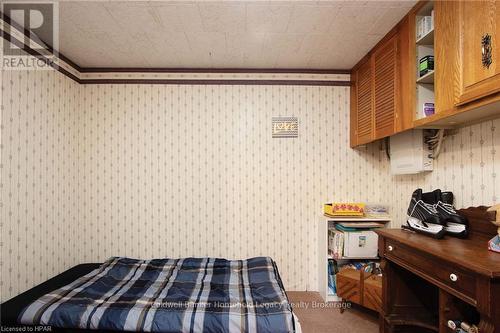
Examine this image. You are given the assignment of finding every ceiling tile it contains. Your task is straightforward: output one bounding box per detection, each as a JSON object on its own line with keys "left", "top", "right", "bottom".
{"left": 184, "top": 31, "right": 227, "bottom": 67}
{"left": 245, "top": 3, "right": 294, "bottom": 33}
{"left": 287, "top": 4, "right": 341, "bottom": 33}
{"left": 369, "top": 6, "right": 411, "bottom": 35}
{"left": 154, "top": 4, "right": 204, "bottom": 32}
{"left": 198, "top": 3, "right": 246, "bottom": 33}
{"left": 329, "top": 6, "right": 387, "bottom": 35}
{"left": 53, "top": 0, "right": 415, "bottom": 69}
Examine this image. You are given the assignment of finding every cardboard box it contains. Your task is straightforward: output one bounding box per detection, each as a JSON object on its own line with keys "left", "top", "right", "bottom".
{"left": 324, "top": 203, "right": 365, "bottom": 217}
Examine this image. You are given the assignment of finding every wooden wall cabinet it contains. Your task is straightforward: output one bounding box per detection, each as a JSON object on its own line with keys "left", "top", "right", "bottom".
{"left": 350, "top": 33, "right": 405, "bottom": 148}
{"left": 412, "top": 0, "right": 500, "bottom": 128}
{"left": 458, "top": 0, "right": 500, "bottom": 106}
{"left": 414, "top": 0, "right": 500, "bottom": 128}
{"left": 351, "top": 0, "right": 500, "bottom": 144}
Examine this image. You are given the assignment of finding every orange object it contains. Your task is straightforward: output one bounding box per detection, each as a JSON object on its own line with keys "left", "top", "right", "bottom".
{"left": 324, "top": 203, "right": 365, "bottom": 217}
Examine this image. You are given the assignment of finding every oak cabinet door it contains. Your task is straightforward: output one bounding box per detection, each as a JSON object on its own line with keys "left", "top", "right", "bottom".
{"left": 434, "top": 0, "right": 461, "bottom": 112}
{"left": 355, "top": 59, "right": 374, "bottom": 145}
{"left": 373, "top": 36, "right": 397, "bottom": 140}
{"left": 459, "top": 0, "right": 500, "bottom": 105}
{"left": 351, "top": 36, "right": 399, "bottom": 146}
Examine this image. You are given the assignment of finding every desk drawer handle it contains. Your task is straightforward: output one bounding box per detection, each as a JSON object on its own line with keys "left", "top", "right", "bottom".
{"left": 388, "top": 245, "right": 394, "bottom": 252}
{"left": 449, "top": 273, "right": 458, "bottom": 282}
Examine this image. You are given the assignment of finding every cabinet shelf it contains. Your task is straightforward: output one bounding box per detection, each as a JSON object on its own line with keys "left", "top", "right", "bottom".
{"left": 417, "top": 70, "right": 434, "bottom": 84}
{"left": 322, "top": 215, "right": 391, "bottom": 222}
{"left": 416, "top": 28, "right": 434, "bottom": 46}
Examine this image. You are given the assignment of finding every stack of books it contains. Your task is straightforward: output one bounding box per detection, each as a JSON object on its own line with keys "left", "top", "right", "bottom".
{"left": 327, "top": 259, "right": 338, "bottom": 295}
{"left": 328, "top": 229, "right": 345, "bottom": 259}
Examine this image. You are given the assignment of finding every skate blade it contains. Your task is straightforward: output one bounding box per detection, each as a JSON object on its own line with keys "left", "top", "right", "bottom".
{"left": 407, "top": 217, "right": 444, "bottom": 233}
{"left": 444, "top": 222, "right": 467, "bottom": 233}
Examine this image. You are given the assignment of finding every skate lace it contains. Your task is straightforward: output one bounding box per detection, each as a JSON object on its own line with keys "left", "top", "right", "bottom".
{"left": 423, "top": 202, "right": 438, "bottom": 214}
{"left": 409, "top": 199, "right": 438, "bottom": 217}
{"left": 437, "top": 201, "right": 455, "bottom": 213}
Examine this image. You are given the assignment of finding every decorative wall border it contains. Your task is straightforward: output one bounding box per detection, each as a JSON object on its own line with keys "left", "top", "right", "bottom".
{"left": 0, "top": 13, "right": 351, "bottom": 86}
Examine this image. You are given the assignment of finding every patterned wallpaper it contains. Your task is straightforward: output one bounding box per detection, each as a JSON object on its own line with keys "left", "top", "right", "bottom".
{"left": 76, "top": 83, "right": 500, "bottom": 292}
{"left": 76, "top": 84, "right": 395, "bottom": 293}
{"left": 0, "top": 67, "right": 81, "bottom": 301}
{"left": 1, "top": 64, "right": 499, "bottom": 301}
{"left": 391, "top": 121, "right": 499, "bottom": 211}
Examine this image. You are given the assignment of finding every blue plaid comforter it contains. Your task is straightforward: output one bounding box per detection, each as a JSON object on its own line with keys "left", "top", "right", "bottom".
{"left": 19, "top": 257, "right": 295, "bottom": 333}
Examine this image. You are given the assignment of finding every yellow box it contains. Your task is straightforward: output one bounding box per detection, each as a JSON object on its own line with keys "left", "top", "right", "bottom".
{"left": 324, "top": 203, "right": 365, "bottom": 217}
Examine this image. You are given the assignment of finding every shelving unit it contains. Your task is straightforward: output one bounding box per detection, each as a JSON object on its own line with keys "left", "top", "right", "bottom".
{"left": 415, "top": 1, "right": 435, "bottom": 121}
{"left": 318, "top": 215, "right": 391, "bottom": 303}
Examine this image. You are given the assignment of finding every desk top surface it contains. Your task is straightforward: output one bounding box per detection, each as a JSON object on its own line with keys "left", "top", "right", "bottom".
{"left": 377, "top": 228, "right": 500, "bottom": 278}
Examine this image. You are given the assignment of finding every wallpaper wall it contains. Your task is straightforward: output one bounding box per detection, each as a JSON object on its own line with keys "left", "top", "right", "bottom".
{"left": 76, "top": 83, "right": 500, "bottom": 292}
{"left": 0, "top": 67, "right": 81, "bottom": 301}
{"left": 1, "top": 66, "right": 499, "bottom": 300}
{"left": 391, "top": 121, "right": 499, "bottom": 213}
{"left": 76, "top": 84, "right": 394, "bottom": 292}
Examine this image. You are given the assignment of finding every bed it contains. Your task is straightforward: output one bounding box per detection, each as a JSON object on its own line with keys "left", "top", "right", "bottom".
{"left": 1, "top": 256, "right": 301, "bottom": 333}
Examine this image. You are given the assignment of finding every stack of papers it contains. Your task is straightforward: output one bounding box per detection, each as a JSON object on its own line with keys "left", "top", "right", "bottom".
{"left": 364, "top": 205, "right": 390, "bottom": 219}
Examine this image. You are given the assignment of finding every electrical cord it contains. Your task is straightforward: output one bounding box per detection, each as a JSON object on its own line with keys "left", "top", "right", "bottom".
{"left": 384, "top": 137, "right": 390, "bottom": 160}
{"left": 424, "top": 129, "right": 445, "bottom": 159}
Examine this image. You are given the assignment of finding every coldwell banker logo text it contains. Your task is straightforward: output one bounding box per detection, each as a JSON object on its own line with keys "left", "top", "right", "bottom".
{"left": 1, "top": 2, "right": 59, "bottom": 70}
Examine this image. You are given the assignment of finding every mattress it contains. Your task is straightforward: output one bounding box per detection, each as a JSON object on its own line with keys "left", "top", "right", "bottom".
{"left": 2, "top": 257, "right": 296, "bottom": 333}
{"left": 1, "top": 263, "right": 104, "bottom": 333}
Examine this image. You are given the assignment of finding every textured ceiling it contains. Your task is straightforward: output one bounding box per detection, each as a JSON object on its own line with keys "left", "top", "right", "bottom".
{"left": 56, "top": 0, "right": 416, "bottom": 69}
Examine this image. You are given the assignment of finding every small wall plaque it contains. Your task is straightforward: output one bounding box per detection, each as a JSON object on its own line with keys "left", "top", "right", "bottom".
{"left": 272, "top": 117, "right": 298, "bottom": 138}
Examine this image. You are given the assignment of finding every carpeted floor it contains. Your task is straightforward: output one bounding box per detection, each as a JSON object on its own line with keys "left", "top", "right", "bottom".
{"left": 287, "top": 291, "right": 379, "bottom": 333}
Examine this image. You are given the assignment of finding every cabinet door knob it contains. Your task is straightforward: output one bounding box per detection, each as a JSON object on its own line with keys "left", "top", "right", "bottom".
{"left": 482, "top": 34, "right": 492, "bottom": 69}
{"left": 449, "top": 273, "right": 458, "bottom": 282}
{"left": 388, "top": 245, "right": 394, "bottom": 252}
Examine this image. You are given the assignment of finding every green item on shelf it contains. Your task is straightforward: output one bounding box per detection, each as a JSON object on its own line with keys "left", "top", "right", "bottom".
{"left": 335, "top": 224, "right": 371, "bottom": 232}
{"left": 419, "top": 55, "right": 434, "bottom": 77}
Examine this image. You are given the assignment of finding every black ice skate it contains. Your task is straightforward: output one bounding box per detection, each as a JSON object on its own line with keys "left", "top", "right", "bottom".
{"left": 406, "top": 189, "right": 446, "bottom": 239}
{"left": 427, "top": 190, "right": 469, "bottom": 238}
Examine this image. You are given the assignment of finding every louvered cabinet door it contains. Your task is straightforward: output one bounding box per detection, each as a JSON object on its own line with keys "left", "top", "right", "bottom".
{"left": 355, "top": 59, "right": 373, "bottom": 145}
{"left": 373, "top": 36, "right": 397, "bottom": 140}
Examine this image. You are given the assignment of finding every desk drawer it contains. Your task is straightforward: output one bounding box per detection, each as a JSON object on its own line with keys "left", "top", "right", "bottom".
{"left": 383, "top": 240, "right": 476, "bottom": 302}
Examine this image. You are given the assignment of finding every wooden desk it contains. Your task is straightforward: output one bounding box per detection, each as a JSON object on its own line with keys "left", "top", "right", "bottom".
{"left": 376, "top": 207, "right": 500, "bottom": 333}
